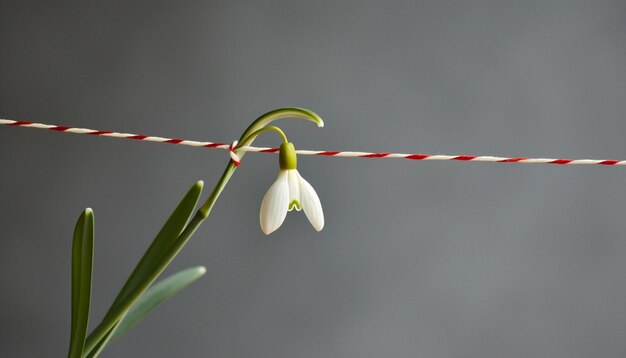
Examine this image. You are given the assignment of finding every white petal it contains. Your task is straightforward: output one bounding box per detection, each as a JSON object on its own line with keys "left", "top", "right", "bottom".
{"left": 297, "top": 172, "right": 324, "bottom": 231}
{"left": 287, "top": 169, "right": 302, "bottom": 211}
{"left": 259, "top": 171, "right": 290, "bottom": 235}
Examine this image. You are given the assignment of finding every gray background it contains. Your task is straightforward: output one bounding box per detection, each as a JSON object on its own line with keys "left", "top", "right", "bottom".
{"left": 2, "top": 0, "right": 626, "bottom": 357}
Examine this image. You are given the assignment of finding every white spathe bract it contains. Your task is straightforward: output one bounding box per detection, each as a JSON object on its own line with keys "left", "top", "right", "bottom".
{"left": 260, "top": 169, "right": 324, "bottom": 235}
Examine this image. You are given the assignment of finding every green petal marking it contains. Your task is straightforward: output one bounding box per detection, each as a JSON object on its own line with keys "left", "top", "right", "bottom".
{"left": 288, "top": 200, "right": 302, "bottom": 211}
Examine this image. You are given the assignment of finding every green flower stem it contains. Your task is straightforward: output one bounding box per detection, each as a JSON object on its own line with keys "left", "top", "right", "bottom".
{"left": 83, "top": 107, "right": 324, "bottom": 357}
{"left": 83, "top": 165, "right": 237, "bottom": 357}
{"left": 239, "top": 125, "right": 288, "bottom": 147}
{"left": 198, "top": 162, "right": 237, "bottom": 218}
{"left": 198, "top": 125, "right": 291, "bottom": 217}
{"left": 238, "top": 108, "right": 324, "bottom": 144}
{"left": 233, "top": 108, "right": 323, "bottom": 164}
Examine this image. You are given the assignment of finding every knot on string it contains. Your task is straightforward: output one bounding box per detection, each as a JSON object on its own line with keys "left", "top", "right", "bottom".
{"left": 229, "top": 140, "right": 241, "bottom": 166}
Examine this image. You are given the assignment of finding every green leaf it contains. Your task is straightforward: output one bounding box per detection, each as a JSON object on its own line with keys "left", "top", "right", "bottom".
{"left": 84, "top": 323, "right": 119, "bottom": 358}
{"left": 107, "top": 181, "right": 204, "bottom": 313}
{"left": 86, "top": 268, "right": 206, "bottom": 357}
{"left": 110, "top": 266, "right": 206, "bottom": 342}
{"left": 83, "top": 181, "right": 203, "bottom": 356}
{"left": 68, "top": 209, "right": 94, "bottom": 358}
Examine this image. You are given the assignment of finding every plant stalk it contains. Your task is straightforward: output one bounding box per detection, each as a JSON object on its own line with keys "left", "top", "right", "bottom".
{"left": 83, "top": 162, "right": 237, "bottom": 356}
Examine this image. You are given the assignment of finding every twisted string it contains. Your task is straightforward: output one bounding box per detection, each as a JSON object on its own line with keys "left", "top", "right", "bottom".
{"left": 229, "top": 141, "right": 241, "bottom": 166}
{"left": 2, "top": 118, "right": 625, "bottom": 166}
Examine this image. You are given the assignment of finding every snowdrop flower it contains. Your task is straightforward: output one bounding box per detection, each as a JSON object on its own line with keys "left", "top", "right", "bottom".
{"left": 260, "top": 142, "right": 324, "bottom": 235}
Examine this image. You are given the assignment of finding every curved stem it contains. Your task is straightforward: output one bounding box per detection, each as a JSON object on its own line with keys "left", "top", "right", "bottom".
{"left": 82, "top": 107, "right": 325, "bottom": 357}
{"left": 197, "top": 108, "right": 324, "bottom": 218}
{"left": 239, "top": 125, "right": 288, "bottom": 147}
{"left": 234, "top": 108, "right": 324, "bottom": 162}
{"left": 238, "top": 108, "right": 324, "bottom": 143}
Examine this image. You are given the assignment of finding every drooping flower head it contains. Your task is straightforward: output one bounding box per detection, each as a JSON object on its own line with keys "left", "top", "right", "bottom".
{"left": 260, "top": 142, "right": 324, "bottom": 235}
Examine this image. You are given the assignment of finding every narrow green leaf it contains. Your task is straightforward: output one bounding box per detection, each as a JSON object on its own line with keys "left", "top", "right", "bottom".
{"left": 86, "top": 267, "right": 205, "bottom": 357}
{"left": 83, "top": 181, "right": 203, "bottom": 356}
{"left": 84, "top": 323, "right": 118, "bottom": 358}
{"left": 110, "top": 266, "right": 206, "bottom": 342}
{"left": 68, "top": 209, "right": 94, "bottom": 358}
{"left": 108, "top": 181, "right": 204, "bottom": 313}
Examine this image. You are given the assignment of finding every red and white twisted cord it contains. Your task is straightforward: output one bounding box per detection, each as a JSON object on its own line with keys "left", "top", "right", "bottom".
{"left": 2, "top": 118, "right": 626, "bottom": 166}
